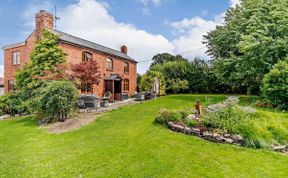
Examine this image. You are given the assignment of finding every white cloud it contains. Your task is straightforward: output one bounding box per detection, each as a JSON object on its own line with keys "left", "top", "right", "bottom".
{"left": 170, "top": 14, "right": 224, "bottom": 59}
{"left": 58, "top": 0, "right": 173, "bottom": 74}
{"left": 201, "top": 9, "right": 208, "bottom": 16}
{"left": 137, "top": 0, "right": 161, "bottom": 15}
{"left": 230, "top": 0, "right": 241, "bottom": 8}
{"left": 0, "top": 65, "right": 3, "bottom": 78}
{"left": 138, "top": 0, "right": 161, "bottom": 7}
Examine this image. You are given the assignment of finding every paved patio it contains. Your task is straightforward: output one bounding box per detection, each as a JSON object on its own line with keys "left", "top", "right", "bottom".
{"left": 79, "top": 98, "right": 140, "bottom": 113}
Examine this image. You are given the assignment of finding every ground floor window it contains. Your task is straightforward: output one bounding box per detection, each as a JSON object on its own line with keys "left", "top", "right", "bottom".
{"left": 8, "top": 80, "right": 15, "bottom": 92}
{"left": 81, "top": 84, "right": 92, "bottom": 93}
{"left": 124, "top": 79, "right": 129, "bottom": 91}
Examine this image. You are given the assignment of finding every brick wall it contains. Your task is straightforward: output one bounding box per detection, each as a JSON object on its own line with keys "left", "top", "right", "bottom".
{"left": 60, "top": 42, "right": 137, "bottom": 97}
{"left": 4, "top": 33, "right": 137, "bottom": 97}
{"left": 4, "top": 31, "right": 36, "bottom": 94}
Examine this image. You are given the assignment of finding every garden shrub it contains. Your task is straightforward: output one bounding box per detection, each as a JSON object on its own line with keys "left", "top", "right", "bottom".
{"left": 155, "top": 109, "right": 180, "bottom": 125}
{"left": 29, "top": 80, "right": 78, "bottom": 123}
{"left": 187, "top": 120, "right": 197, "bottom": 128}
{"left": 202, "top": 96, "right": 273, "bottom": 148}
{"left": 261, "top": 60, "right": 288, "bottom": 110}
{"left": 0, "top": 92, "right": 28, "bottom": 116}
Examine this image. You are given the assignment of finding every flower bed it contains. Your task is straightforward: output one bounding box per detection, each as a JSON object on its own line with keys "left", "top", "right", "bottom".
{"left": 155, "top": 96, "right": 288, "bottom": 153}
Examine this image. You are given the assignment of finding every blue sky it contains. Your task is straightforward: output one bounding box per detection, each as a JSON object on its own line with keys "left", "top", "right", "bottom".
{"left": 0, "top": 0, "right": 238, "bottom": 75}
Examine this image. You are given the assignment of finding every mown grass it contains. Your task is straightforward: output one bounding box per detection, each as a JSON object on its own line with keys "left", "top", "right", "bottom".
{"left": 0, "top": 94, "right": 288, "bottom": 177}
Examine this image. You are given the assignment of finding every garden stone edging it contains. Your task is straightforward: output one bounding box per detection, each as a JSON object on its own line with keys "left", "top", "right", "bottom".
{"left": 167, "top": 121, "right": 288, "bottom": 154}
{"left": 167, "top": 121, "right": 243, "bottom": 145}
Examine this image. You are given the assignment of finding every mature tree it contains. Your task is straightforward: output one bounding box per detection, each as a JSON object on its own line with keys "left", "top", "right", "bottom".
{"left": 150, "top": 53, "right": 188, "bottom": 68}
{"left": 136, "top": 73, "right": 142, "bottom": 92}
{"left": 13, "top": 30, "right": 71, "bottom": 117}
{"left": 139, "top": 71, "right": 166, "bottom": 95}
{"left": 70, "top": 60, "right": 101, "bottom": 92}
{"left": 15, "top": 29, "right": 66, "bottom": 91}
{"left": 262, "top": 60, "right": 288, "bottom": 109}
{"left": 204, "top": 0, "right": 288, "bottom": 94}
{"left": 166, "top": 78, "right": 189, "bottom": 94}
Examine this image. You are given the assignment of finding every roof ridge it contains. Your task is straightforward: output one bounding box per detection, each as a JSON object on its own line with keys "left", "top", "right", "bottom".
{"left": 53, "top": 29, "right": 132, "bottom": 58}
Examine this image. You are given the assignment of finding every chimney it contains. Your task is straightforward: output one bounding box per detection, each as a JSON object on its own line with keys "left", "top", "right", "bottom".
{"left": 121, "top": 45, "right": 128, "bottom": 54}
{"left": 35, "top": 10, "right": 53, "bottom": 39}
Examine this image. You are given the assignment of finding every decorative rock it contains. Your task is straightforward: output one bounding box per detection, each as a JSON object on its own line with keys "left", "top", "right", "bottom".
{"left": 168, "top": 122, "right": 174, "bottom": 127}
{"left": 224, "top": 138, "right": 234, "bottom": 144}
{"left": 224, "top": 134, "right": 231, "bottom": 138}
{"left": 186, "top": 114, "right": 198, "bottom": 121}
{"left": 173, "top": 124, "right": 184, "bottom": 132}
{"left": 190, "top": 128, "right": 201, "bottom": 136}
{"left": 213, "top": 133, "right": 221, "bottom": 138}
{"left": 183, "top": 127, "right": 192, "bottom": 134}
{"left": 0, "top": 115, "right": 11, "bottom": 120}
{"left": 203, "top": 131, "right": 214, "bottom": 139}
{"left": 217, "top": 136, "right": 226, "bottom": 142}
{"left": 273, "top": 145, "right": 287, "bottom": 152}
{"left": 191, "top": 128, "right": 200, "bottom": 133}
{"left": 232, "top": 134, "right": 244, "bottom": 142}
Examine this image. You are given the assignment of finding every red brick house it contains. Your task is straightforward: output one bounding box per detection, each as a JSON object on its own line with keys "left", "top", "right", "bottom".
{"left": 2, "top": 10, "right": 137, "bottom": 100}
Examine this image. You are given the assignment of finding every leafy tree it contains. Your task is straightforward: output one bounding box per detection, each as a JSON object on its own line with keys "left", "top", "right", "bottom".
{"left": 70, "top": 60, "right": 101, "bottom": 92}
{"left": 204, "top": 0, "right": 288, "bottom": 94}
{"left": 16, "top": 29, "right": 66, "bottom": 91}
{"left": 166, "top": 78, "right": 189, "bottom": 94}
{"left": 29, "top": 81, "right": 78, "bottom": 122}
{"left": 136, "top": 73, "right": 142, "bottom": 92}
{"left": 13, "top": 30, "right": 69, "bottom": 116}
{"left": 139, "top": 71, "right": 166, "bottom": 95}
{"left": 150, "top": 53, "right": 188, "bottom": 68}
{"left": 261, "top": 60, "right": 288, "bottom": 109}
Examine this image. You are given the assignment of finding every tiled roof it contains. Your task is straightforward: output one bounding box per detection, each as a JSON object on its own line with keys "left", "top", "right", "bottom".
{"left": 52, "top": 30, "right": 137, "bottom": 63}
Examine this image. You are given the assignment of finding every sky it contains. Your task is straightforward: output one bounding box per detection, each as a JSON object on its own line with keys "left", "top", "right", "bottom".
{"left": 0, "top": 0, "right": 240, "bottom": 76}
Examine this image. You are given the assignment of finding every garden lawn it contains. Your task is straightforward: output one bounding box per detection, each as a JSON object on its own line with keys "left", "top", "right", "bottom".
{"left": 0, "top": 95, "right": 288, "bottom": 177}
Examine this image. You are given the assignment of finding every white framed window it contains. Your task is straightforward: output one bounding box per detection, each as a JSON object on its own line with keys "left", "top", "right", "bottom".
{"left": 8, "top": 80, "right": 15, "bottom": 92}
{"left": 12, "top": 51, "right": 20, "bottom": 65}
{"left": 124, "top": 62, "right": 129, "bottom": 74}
{"left": 82, "top": 52, "right": 92, "bottom": 62}
{"left": 106, "top": 58, "right": 113, "bottom": 70}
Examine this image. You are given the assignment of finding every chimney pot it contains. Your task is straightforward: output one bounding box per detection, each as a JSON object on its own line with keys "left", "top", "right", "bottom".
{"left": 121, "top": 45, "right": 128, "bottom": 54}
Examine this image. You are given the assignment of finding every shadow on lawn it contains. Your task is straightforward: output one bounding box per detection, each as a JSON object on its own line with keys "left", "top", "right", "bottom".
{"left": 13, "top": 116, "right": 38, "bottom": 127}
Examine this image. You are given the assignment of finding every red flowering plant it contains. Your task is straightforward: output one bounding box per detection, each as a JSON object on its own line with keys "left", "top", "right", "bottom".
{"left": 70, "top": 60, "right": 101, "bottom": 92}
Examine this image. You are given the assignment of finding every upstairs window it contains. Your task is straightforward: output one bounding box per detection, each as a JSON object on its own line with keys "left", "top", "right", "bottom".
{"left": 124, "top": 62, "right": 129, "bottom": 74}
{"left": 12, "top": 51, "right": 20, "bottom": 65}
{"left": 82, "top": 52, "right": 92, "bottom": 62}
{"left": 124, "top": 79, "right": 129, "bottom": 91}
{"left": 8, "top": 80, "right": 15, "bottom": 92}
{"left": 106, "top": 58, "right": 113, "bottom": 70}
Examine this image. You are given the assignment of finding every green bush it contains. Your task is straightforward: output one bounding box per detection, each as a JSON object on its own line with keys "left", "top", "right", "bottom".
{"left": 0, "top": 92, "right": 28, "bottom": 116}
{"left": 261, "top": 60, "right": 288, "bottom": 110}
{"left": 202, "top": 105, "right": 257, "bottom": 134}
{"left": 187, "top": 120, "right": 197, "bottom": 128}
{"left": 155, "top": 109, "right": 180, "bottom": 125}
{"left": 29, "top": 80, "right": 78, "bottom": 122}
{"left": 201, "top": 96, "right": 274, "bottom": 148}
